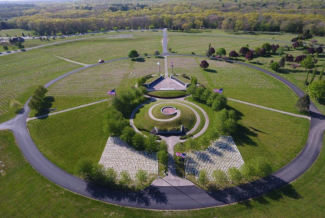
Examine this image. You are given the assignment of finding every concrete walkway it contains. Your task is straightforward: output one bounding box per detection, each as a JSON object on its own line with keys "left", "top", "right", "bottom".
{"left": 228, "top": 98, "right": 311, "bottom": 120}
{"left": 26, "top": 99, "right": 108, "bottom": 122}
{"left": 55, "top": 55, "right": 90, "bottom": 67}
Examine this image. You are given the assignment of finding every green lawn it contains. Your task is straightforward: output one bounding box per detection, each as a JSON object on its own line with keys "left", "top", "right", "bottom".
{"left": 46, "top": 57, "right": 165, "bottom": 111}
{"left": 176, "top": 99, "right": 309, "bottom": 172}
{"left": 38, "top": 35, "right": 162, "bottom": 64}
{"left": 167, "top": 56, "right": 299, "bottom": 113}
{"left": 0, "top": 130, "right": 324, "bottom": 217}
{"left": 169, "top": 31, "right": 325, "bottom": 115}
{"left": 0, "top": 29, "right": 31, "bottom": 37}
{"left": 0, "top": 50, "right": 80, "bottom": 123}
{"left": 27, "top": 102, "right": 109, "bottom": 175}
{"left": 133, "top": 102, "right": 196, "bottom": 134}
{"left": 151, "top": 104, "right": 177, "bottom": 119}
{"left": 147, "top": 90, "right": 187, "bottom": 98}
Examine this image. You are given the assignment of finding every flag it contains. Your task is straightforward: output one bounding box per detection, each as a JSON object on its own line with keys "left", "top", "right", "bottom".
{"left": 213, "top": 88, "right": 223, "bottom": 94}
{"left": 157, "top": 62, "right": 160, "bottom": 66}
{"left": 108, "top": 89, "right": 116, "bottom": 96}
{"left": 176, "top": 152, "right": 186, "bottom": 158}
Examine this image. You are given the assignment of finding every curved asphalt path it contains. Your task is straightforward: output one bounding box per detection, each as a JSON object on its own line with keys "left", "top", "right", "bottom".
{"left": 0, "top": 32, "right": 324, "bottom": 209}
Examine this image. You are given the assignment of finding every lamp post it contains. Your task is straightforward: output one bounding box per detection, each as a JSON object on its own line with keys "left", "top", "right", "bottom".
{"left": 171, "top": 61, "right": 174, "bottom": 74}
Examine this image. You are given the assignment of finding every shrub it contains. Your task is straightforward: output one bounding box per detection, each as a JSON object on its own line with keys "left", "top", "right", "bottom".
{"left": 229, "top": 50, "right": 239, "bottom": 58}
{"left": 309, "top": 80, "right": 325, "bottom": 101}
{"left": 120, "top": 127, "right": 136, "bottom": 145}
{"left": 136, "top": 169, "right": 148, "bottom": 185}
{"left": 132, "top": 133, "right": 146, "bottom": 150}
{"left": 154, "top": 50, "right": 160, "bottom": 56}
{"left": 216, "top": 48, "right": 226, "bottom": 56}
{"left": 198, "top": 170, "right": 209, "bottom": 185}
{"left": 212, "top": 169, "right": 228, "bottom": 184}
{"left": 119, "top": 171, "right": 131, "bottom": 186}
{"left": 270, "top": 61, "right": 280, "bottom": 72}
{"left": 128, "top": 49, "right": 139, "bottom": 59}
{"left": 239, "top": 47, "right": 249, "bottom": 56}
{"left": 200, "top": 60, "right": 209, "bottom": 69}
{"left": 296, "top": 94, "right": 311, "bottom": 113}
{"left": 106, "top": 168, "right": 117, "bottom": 185}
{"left": 104, "top": 107, "right": 129, "bottom": 136}
{"left": 214, "top": 109, "right": 237, "bottom": 135}
{"left": 144, "top": 135, "right": 159, "bottom": 152}
{"left": 76, "top": 159, "right": 94, "bottom": 179}
{"left": 228, "top": 167, "right": 242, "bottom": 183}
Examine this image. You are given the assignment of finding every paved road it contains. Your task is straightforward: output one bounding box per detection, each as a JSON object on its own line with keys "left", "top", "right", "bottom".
{"left": 0, "top": 30, "right": 324, "bottom": 210}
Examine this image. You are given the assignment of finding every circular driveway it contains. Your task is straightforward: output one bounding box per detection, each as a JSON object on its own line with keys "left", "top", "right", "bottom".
{"left": 0, "top": 53, "right": 324, "bottom": 210}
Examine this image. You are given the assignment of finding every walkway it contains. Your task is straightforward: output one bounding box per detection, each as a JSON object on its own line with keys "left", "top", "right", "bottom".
{"left": 26, "top": 99, "right": 108, "bottom": 122}
{"left": 55, "top": 55, "right": 90, "bottom": 67}
{"left": 228, "top": 98, "right": 310, "bottom": 120}
{"left": 0, "top": 28, "right": 324, "bottom": 210}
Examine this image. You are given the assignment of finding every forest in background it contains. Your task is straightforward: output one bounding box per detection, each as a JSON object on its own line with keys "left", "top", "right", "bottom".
{"left": 0, "top": 0, "right": 325, "bottom": 36}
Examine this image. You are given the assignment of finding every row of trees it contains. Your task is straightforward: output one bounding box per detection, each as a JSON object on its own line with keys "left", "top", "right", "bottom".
{"left": 76, "top": 159, "right": 149, "bottom": 188}
{"left": 2, "top": 1, "right": 325, "bottom": 36}
{"left": 198, "top": 157, "right": 272, "bottom": 186}
{"left": 187, "top": 85, "right": 227, "bottom": 111}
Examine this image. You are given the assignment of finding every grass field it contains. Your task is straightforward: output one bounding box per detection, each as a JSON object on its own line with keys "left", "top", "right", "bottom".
{"left": 38, "top": 35, "right": 162, "bottom": 64}
{"left": 0, "top": 29, "right": 31, "bottom": 37}
{"left": 169, "top": 31, "right": 325, "bottom": 114}
{"left": 27, "top": 102, "right": 109, "bottom": 175}
{"left": 0, "top": 50, "right": 80, "bottom": 123}
{"left": 0, "top": 129, "right": 324, "bottom": 217}
{"left": 167, "top": 56, "right": 299, "bottom": 113}
{"left": 133, "top": 102, "right": 197, "bottom": 134}
{"left": 46, "top": 57, "right": 165, "bottom": 111}
{"left": 147, "top": 90, "right": 187, "bottom": 98}
{"left": 151, "top": 104, "right": 177, "bottom": 119}
{"left": 176, "top": 99, "right": 309, "bottom": 172}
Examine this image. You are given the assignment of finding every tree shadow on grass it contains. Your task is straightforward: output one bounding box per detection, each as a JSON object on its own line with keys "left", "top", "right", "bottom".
{"left": 132, "top": 57, "right": 146, "bottom": 62}
{"left": 34, "top": 96, "right": 55, "bottom": 118}
{"left": 205, "top": 69, "right": 217, "bottom": 73}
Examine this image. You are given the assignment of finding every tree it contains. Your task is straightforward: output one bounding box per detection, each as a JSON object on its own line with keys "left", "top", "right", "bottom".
{"left": 239, "top": 47, "right": 249, "bottom": 56}
{"left": 319, "top": 68, "right": 324, "bottom": 80}
{"left": 119, "top": 171, "right": 131, "bottom": 186}
{"left": 286, "top": 54, "right": 294, "bottom": 62}
{"left": 276, "top": 46, "right": 284, "bottom": 55}
{"left": 3, "top": 45, "right": 8, "bottom": 51}
{"left": 212, "top": 169, "right": 228, "bottom": 184}
{"left": 309, "top": 80, "right": 325, "bottom": 101}
{"left": 316, "top": 46, "right": 323, "bottom": 54}
{"left": 209, "top": 47, "right": 215, "bottom": 55}
{"left": 200, "top": 60, "right": 209, "bottom": 69}
{"left": 132, "top": 133, "right": 145, "bottom": 150}
{"left": 211, "top": 95, "right": 227, "bottom": 111}
{"left": 106, "top": 168, "right": 117, "bottom": 185}
{"left": 105, "top": 107, "right": 129, "bottom": 136}
{"left": 296, "top": 94, "right": 311, "bottom": 113}
{"left": 229, "top": 50, "right": 239, "bottom": 58}
{"left": 245, "top": 51, "right": 253, "bottom": 61}
{"left": 120, "top": 127, "right": 136, "bottom": 145}
{"left": 257, "top": 48, "right": 266, "bottom": 56}
{"left": 190, "top": 76, "right": 197, "bottom": 85}
{"left": 144, "top": 135, "right": 158, "bottom": 152}
{"left": 254, "top": 158, "right": 272, "bottom": 177}
{"left": 292, "top": 41, "right": 299, "bottom": 49}
{"left": 216, "top": 48, "right": 226, "bottom": 56}
{"left": 307, "top": 47, "right": 315, "bottom": 54}
{"left": 262, "top": 43, "right": 272, "bottom": 52}
{"left": 215, "top": 109, "right": 238, "bottom": 135}
{"left": 206, "top": 46, "right": 215, "bottom": 57}
{"left": 135, "top": 169, "right": 148, "bottom": 185}
{"left": 28, "top": 85, "right": 48, "bottom": 111}
{"left": 154, "top": 50, "right": 160, "bottom": 56}
{"left": 270, "top": 61, "right": 280, "bottom": 72}
{"left": 76, "top": 159, "right": 94, "bottom": 179}
{"left": 295, "top": 55, "right": 307, "bottom": 63}
{"left": 228, "top": 167, "right": 242, "bottom": 184}
{"left": 241, "top": 162, "right": 256, "bottom": 180}
{"left": 128, "top": 49, "right": 139, "bottom": 59}
{"left": 279, "top": 57, "right": 286, "bottom": 68}
{"left": 92, "top": 164, "right": 106, "bottom": 185}
{"left": 198, "top": 170, "right": 209, "bottom": 185}
{"left": 300, "top": 55, "right": 315, "bottom": 71}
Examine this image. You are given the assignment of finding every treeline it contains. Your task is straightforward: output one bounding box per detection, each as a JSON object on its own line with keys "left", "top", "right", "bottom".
{"left": 1, "top": 1, "right": 325, "bottom": 36}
